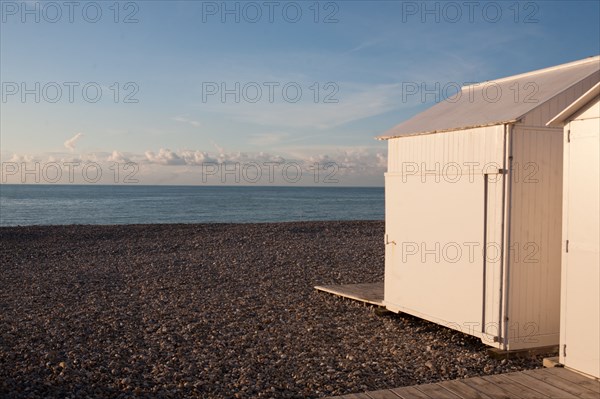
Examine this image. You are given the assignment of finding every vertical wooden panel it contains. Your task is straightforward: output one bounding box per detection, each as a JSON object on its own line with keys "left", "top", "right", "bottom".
{"left": 561, "top": 98, "right": 600, "bottom": 378}
{"left": 507, "top": 126, "right": 563, "bottom": 349}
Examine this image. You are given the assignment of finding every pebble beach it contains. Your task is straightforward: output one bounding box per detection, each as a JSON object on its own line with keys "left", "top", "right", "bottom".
{"left": 0, "top": 221, "right": 544, "bottom": 398}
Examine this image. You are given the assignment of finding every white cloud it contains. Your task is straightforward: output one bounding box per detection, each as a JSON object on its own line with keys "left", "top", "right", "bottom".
{"left": 107, "top": 150, "right": 131, "bottom": 163}
{"left": 179, "top": 150, "right": 217, "bottom": 165}
{"left": 2, "top": 145, "right": 386, "bottom": 186}
{"left": 142, "top": 146, "right": 386, "bottom": 176}
{"left": 300, "top": 148, "right": 387, "bottom": 176}
{"left": 6, "top": 153, "right": 40, "bottom": 163}
{"left": 172, "top": 115, "right": 201, "bottom": 128}
{"left": 144, "top": 148, "right": 186, "bottom": 165}
{"left": 210, "top": 140, "right": 225, "bottom": 155}
{"left": 64, "top": 133, "right": 84, "bottom": 152}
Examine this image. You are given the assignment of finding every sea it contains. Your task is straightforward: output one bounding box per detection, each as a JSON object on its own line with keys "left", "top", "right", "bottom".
{"left": 0, "top": 185, "right": 384, "bottom": 226}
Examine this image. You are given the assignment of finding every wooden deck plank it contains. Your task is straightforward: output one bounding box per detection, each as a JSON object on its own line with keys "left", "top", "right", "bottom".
{"left": 328, "top": 369, "right": 600, "bottom": 399}
{"left": 482, "top": 374, "right": 551, "bottom": 399}
{"left": 522, "top": 369, "right": 599, "bottom": 399}
{"left": 315, "top": 282, "right": 384, "bottom": 306}
{"left": 503, "top": 371, "right": 580, "bottom": 398}
{"left": 460, "top": 376, "right": 516, "bottom": 399}
{"left": 390, "top": 386, "right": 435, "bottom": 399}
{"left": 415, "top": 383, "right": 462, "bottom": 399}
{"left": 441, "top": 379, "right": 495, "bottom": 399}
{"left": 365, "top": 389, "right": 401, "bottom": 399}
{"left": 541, "top": 368, "right": 600, "bottom": 394}
{"left": 338, "top": 393, "right": 372, "bottom": 399}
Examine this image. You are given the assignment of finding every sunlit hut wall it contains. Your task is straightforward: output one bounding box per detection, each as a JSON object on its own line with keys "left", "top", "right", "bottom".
{"left": 547, "top": 82, "right": 600, "bottom": 378}
{"left": 379, "top": 56, "right": 600, "bottom": 351}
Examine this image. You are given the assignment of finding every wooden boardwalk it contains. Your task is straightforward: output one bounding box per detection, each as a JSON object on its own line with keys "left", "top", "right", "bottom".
{"left": 315, "top": 282, "right": 384, "bottom": 306}
{"left": 328, "top": 368, "right": 600, "bottom": 399}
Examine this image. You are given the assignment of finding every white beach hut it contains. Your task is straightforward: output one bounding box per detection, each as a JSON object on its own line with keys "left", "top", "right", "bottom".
{"left": 547, "top": 82, "right": 600, "bottom": 378}
{"left": 379, "top": 56, "right": 600, "bottom": 351}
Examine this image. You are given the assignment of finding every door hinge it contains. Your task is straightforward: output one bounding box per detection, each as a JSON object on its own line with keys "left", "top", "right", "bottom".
{"left": 563, "top": 344, "right": 567, "bottom": 357}
{"left": 566, "top": 240, "right": 569, "bottom": 253}
{"left": 567, "top": 130, "right": 571, "bottom": 143}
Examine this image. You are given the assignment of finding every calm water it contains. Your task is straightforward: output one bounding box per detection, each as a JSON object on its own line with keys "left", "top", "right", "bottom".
{"left": 0, "top": 185, "right": 384, "bottom": 226}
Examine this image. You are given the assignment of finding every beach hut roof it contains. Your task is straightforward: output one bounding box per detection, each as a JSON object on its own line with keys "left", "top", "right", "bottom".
{"left": 547, "top": 82, "right": 600, "bottom": 127}
{"left": 378, "top": 55, "right": 600, "bottom": 140}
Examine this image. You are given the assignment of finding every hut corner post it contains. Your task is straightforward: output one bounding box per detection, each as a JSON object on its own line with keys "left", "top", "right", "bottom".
{"left": 501, "top": 123, "right": 515, "bottom": 352}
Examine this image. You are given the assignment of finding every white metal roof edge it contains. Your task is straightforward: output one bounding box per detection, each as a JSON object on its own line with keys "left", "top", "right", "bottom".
{"left": 376, "top": 120, "right": 518, "bottom": 141}
{"left": 546, "top": 82, "right": 600, "bottom": 127}
{"left": 376, "top": 55, "right": 600, "bottom": 140}
{"left": 460, "top": 55, "right": 600, "bottom": 91}
{"left": 378, "top": 68, "right": 600, "bottom": 140}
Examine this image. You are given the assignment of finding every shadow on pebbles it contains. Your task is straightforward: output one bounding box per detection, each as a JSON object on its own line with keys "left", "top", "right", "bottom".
{"left": 0, "top": 221, "right": 544, "bottom": 398}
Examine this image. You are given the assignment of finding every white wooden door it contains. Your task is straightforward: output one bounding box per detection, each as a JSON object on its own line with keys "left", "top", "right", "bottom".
{"left": 384, "top": 173, "right": 487, "bottom": 335}
{"left": 561, "top": 118, "right": 600, "bottom": 378}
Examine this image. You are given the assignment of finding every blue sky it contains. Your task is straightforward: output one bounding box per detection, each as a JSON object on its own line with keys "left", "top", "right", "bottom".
{"left": 1, "top": 0, "right": 599, "bottom": 185}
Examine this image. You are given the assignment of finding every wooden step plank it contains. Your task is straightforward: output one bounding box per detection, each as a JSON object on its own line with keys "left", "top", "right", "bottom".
{"left": 542, "top": 368, "right": 600, "bottom": 394}
{"left": 482, "top": 374, "right": 550, "bottom": 399}
{"left": 503, "top": 371, "right": 579, "bottom": 398}
{"left": 441, "top": 379, "right": 495, "bottom": 399}
{"left": 522, "top": 369, "right": 598, "bottom": 399}
{"left": 415, "top": 383, "right": 462, "bottom": 399}
{"left": 390, "top": 386, "right": 435, "bottom": 399}
{"left": 461, "top": 376, "right": 517, "bottom": 399}
{"left": 315, "top": 282, "right": 384, "bottom": 306}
